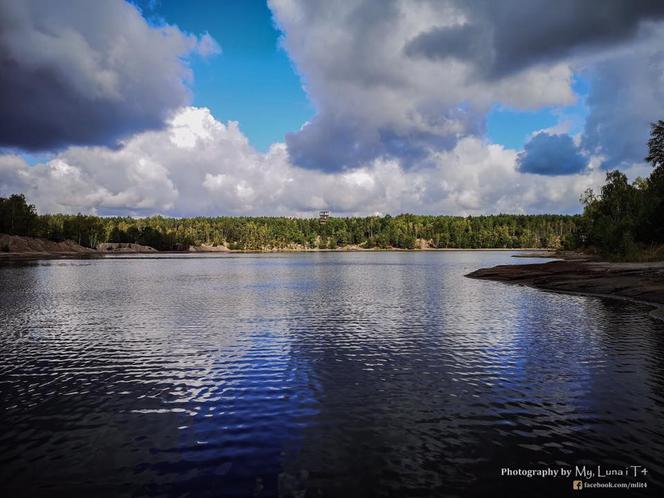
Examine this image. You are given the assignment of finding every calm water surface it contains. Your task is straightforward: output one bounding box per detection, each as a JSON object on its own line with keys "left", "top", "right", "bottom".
{"left": 1, "top": 252, "right": 663, "bottom": 497}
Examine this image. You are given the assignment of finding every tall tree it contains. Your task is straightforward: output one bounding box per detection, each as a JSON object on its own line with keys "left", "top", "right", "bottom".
{"left": 644, "top": 120, "right": 664, "bottom": 242}
{"left": 646, "top": 120, "right": 664, "bottom": 170}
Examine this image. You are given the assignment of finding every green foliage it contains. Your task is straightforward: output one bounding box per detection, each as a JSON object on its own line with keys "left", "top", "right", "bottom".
{"left": 575, "top": 120, "right": 664, "bottom": 258}
{"left": 0, "top": 194, "right": 578, "bottom": 251}
{"left": 0, "top": 194, "right": 38, "bottom": 236}
{"left": 580, "top": 171, "right": 641, "bottom": 257}
{"left": 646, "top": 120, "right": 664, "bottom": 169}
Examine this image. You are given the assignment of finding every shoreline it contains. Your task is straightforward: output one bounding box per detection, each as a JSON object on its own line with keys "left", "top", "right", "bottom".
{"left": 0, "top": 246, "right": 554, "bottom": 261}
{"left": 466, "top": 257, "right": 664, "bottom": 321}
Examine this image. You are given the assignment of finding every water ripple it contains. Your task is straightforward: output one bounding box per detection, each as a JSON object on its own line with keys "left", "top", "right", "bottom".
{"left": 1, "top": 252, "right": 663, "bottom": 496}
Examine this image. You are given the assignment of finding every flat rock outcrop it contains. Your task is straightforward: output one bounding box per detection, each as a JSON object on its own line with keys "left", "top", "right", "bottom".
{"left": 96, "top": 242, "right": 157, "bottom": 253}
{"left": 466, "top": 259, "right": 664, "bottom": 308}
{"left": 188, "top": 244, "right": 230, "bottom": 252}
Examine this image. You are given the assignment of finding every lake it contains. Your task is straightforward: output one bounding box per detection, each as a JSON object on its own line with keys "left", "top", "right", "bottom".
{"left": 1, "top": 252, "right": 663, "bottom": 497}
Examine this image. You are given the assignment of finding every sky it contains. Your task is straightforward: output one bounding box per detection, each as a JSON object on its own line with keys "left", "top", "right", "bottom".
{"left": 135, "top": 0, "right": 313, "bottom": 152}
{"left": 1, "top": 0, "right": 663, "bottom": 217}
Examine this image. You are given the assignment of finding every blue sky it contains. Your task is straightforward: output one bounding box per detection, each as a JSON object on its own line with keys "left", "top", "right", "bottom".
{"left": 136, "top": 0, "right": 312, "bottom": 151}
{"left": 486, "top": 77, "right": 589, "bottom": 149}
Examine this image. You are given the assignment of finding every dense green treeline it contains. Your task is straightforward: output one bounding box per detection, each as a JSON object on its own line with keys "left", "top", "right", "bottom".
{"left": 0, "top": 194, "right": 577, "bottom": 251}
{"left": 575, "top": 120, "right": 664, "bottom": 259}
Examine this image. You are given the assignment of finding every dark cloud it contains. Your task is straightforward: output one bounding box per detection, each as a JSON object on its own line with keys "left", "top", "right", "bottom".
{"left": 581, "top": 33, "right": 664, "bottom": 170}
{"left": 406, "top": 0, "right": 664, "bottom": 78}
{"left": 272, "top": 0, "right": 664, "bottom": 171}
{"left": 0, "top": 0, "right": 217, "bottom": 151}
{"left": 286, "top": 106, "right": 482, "bottom": 171}
{"left": 517, "top": 132, "right": 587, "bottom": 175}
{"left": 271, "top": 0, "right": 499, "bottom": 172}
{"left": 404, "top": 23, "right": 493, "bottom": 68}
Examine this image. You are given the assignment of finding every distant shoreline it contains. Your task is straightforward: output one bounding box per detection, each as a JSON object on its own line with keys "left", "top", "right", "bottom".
{"left": 466, "top": 255, "right": 664, "bottom": 321}
{"left": 1, "top": 232, "right": 558, "bottom": 260}
{"left": 0, "top": 246, "right": 553, "bottom": 261}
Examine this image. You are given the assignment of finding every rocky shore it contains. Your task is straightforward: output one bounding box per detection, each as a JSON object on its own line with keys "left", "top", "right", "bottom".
{"left": 466, "top": 256, "right": 664, "bottom": 319}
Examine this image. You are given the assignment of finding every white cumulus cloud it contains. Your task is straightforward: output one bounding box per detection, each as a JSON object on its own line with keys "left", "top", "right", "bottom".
{"left": 0, "top": 106, "right": 631, "bottom": 217}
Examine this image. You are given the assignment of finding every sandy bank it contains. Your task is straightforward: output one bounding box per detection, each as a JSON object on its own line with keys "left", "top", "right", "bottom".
{"left": 466, "top": 257, "right": 664, "bottom": 320}
{"left": 0, "top": 233, "right": 95, "bottom": 258}
{"left": 183, "top": 246, "right": 550, "bottom": 253}
{"left": 97, "top": 242, "right": 157, "bottom": 253}
{"left": 188, "top": 244, "right": 230, "bottom": 252}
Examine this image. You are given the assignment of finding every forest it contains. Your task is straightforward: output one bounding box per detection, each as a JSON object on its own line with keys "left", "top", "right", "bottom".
{"left": 0, "top": 194, "right": 577, "bottom": 252}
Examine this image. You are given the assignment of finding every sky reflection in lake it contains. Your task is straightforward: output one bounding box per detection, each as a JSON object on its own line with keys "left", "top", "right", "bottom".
{"left": 1, "top": 252, "right": 663, "bottom": 497}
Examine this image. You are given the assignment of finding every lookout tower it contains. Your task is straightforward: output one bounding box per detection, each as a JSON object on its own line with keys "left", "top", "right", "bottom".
{"left": 319, "top": 210, "right": 330, "bottom": 224}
